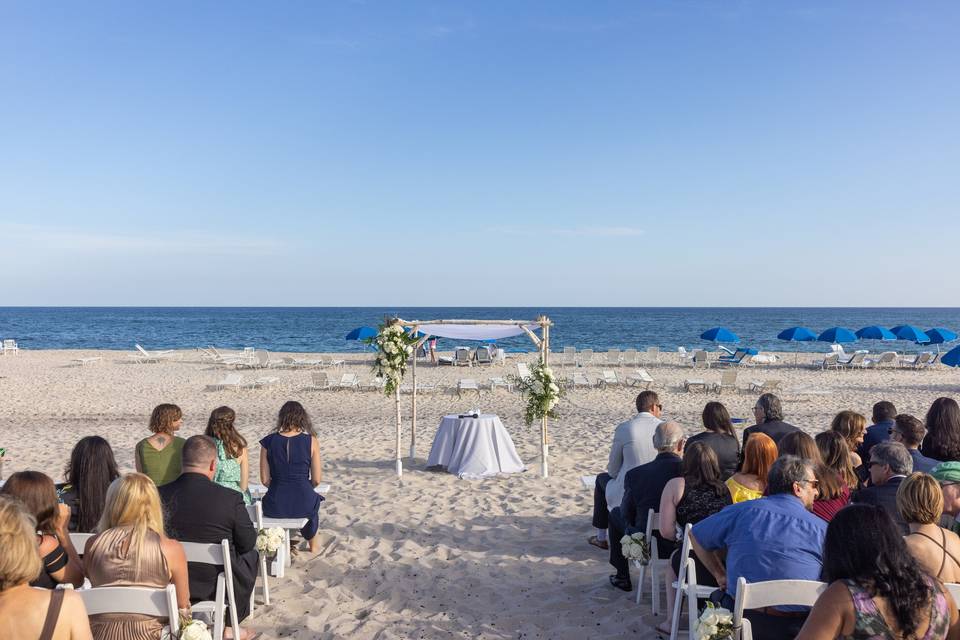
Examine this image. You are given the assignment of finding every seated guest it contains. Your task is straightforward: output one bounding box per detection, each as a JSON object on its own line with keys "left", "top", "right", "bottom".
{"left": 892, "top": 414, "right": 939, "bottom": 473}
{"left": 85, "top": 473, "right": 191, "bottom": 639}
{"left": 831, "top": 410, "right": 868, "bottom": 469}
{"left": 796, "top": 504, "right": 959, "bottom": 640}
{"left": 606, "top": 421, "right": 684, "bottom": 592}
{"left": 741, "top": 393, "right": 799, "bottom": 451}
{"left": 691, "top": 455, "right": 826, "bottom": 640}
{"left": 852, "top": 441, "right": 912, "bottom": 534}
{"left": 135, "top": 403, "right": 186, "bottom": 487}
{"left": 57, "top": 435, "right": 120, "bottom": 533}
{"left": 783, "top": 431, "right": 850, "bottom": 522}
{"left": 726, "top": 432, "right": 776, "bottom": 503}
{"left": 899, "top": 472, "right": 960, "bottom": 583}
{"left": 205, "top": 406, "right": 252, "bottom": 504}
{"left": 656, "top": 442, "right": 732, "bottom": 635}
{"left": 857, "top": 400, "right": 897, "bottom": 461}
{"left": 686, "top": 401, "right": 739, "bottom": 480}
{"left": 260, "top": 401, "right": 325, "bottom": 553}
{"left": 589, "top": 391, "right": 662, "bottom": 550}
{"left": 815, "top": 431, "right": 860, "bottom": 492}
{"left": 922, "top": 397, "right": 960, "bottom": 462}
{"left": 0, "top": 471, "right": 84, "bottom": 588}
{"left": 934, "top": 462, "right": 960, "bottom": 535}
{"left": 0, "top": 496, "right": 93, "bottom": 639}
{"left": 159, "top": 436, "right": 259, "bottom": 637}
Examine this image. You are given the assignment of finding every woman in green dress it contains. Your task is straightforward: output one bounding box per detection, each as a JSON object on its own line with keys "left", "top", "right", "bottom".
{"left": 205, "top": 405, "right": 251, "bottom": 504}
{"left": 135, "top": 404, "right": 185, "bottom": 486}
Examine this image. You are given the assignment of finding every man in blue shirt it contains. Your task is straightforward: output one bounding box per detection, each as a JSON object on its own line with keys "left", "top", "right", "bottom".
{"left": 858, "top": 400, "right": 897, "bottom": 461}
{"left": 690, "top": 455, "right": 826, "bottom": 640}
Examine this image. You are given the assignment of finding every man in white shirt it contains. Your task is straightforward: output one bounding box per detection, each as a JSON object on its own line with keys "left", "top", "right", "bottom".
{"left": 589, "top": 390, "right": 663, "bottom": 549}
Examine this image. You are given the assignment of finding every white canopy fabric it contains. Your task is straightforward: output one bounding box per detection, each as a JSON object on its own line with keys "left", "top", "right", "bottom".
{"left": 415, "top": 323, "right": 538, "bottom": 341}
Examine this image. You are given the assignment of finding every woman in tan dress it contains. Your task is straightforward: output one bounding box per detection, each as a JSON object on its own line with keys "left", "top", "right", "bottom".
{"left": 83, "top": 473, "right": 190, "bottom": 640}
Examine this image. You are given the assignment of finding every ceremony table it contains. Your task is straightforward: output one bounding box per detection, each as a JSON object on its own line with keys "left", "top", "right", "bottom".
{"left": 427, "top": 413, "right": 526, "bottom": 479}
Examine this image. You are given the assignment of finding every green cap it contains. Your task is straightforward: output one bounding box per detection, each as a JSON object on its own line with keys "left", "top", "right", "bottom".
{"left": 931, "top": 461, "right": 960, "bottom": 483}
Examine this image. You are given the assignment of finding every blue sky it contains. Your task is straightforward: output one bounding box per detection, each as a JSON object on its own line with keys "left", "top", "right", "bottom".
{"left": 1, "top": 1, "right": 958, "bottom": 306}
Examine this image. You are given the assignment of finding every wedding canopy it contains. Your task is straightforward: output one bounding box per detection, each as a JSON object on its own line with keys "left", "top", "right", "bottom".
{"left": 395, "top": 316, "right": 554, "bottom": 478}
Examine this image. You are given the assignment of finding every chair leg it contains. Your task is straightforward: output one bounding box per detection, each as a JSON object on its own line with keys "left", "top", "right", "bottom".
{"left": 669, "top": 579, "right": 685, "bottom": 640}
{"left": 688, "top": 588, "right": 699, "bottom": 640}
{"left": 635, "top": 563, "right": 647, "bottom": 605}
{"left": 214, "top": 576, "right": 226, "bottom": 640}
{"left": 260, "top": 553, "right": 271, "bottom": 605}
{"left": 651, "top": 564, "right": 660, "bottom": 616}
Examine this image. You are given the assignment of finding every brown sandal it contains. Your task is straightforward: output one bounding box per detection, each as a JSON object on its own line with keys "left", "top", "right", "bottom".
{"left": 588, "top": 535, "right": 609, "bottom": 550}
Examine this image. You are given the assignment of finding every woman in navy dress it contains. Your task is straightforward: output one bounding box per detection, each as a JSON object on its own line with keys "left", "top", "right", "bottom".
{"left": 259, "top": 401, "right": 324, "bottom": 553}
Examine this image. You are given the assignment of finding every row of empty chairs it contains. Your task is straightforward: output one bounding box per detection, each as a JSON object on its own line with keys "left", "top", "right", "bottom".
{"left": 813, "top": 350, "right": 942, "bottom": 370}
{"left": 556, "top": 347, "right": 662, "bottom": 367}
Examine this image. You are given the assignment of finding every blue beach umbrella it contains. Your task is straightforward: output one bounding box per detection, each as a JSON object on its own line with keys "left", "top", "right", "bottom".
{"left": 893, "top": 325, "right": 930, "bottom": 344}
{"left": 924, "top": 328, "right": 958, "bottom": 345}
{"left": 345, "top": 326, "right": 377, "bottom": 341}
{"left": 701, "top": 327, "right": 740, "bottom": 343}
{"left": 941, "top": 345, "right": 960, "bottom": 367}
{"left": 818, "top": 327, "right": 858, "bottom": 344}
{"left": 855, "top": 326, "right": 897, "bottom": 341}
{"left": 777, "top": 326, "right": 817, "bottom": 363}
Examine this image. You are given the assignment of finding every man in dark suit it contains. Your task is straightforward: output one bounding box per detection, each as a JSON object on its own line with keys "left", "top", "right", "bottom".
{"left": 159, "top": 436, "right": 259, "bottom": 637}
{"left": 891, "top": 414, "right": 938, "bottom": 473}
{"left": 853, "top": 441, "right": 913, "bottom": 534}
{"left": 606, "top": 421, "right": 684, "bottom": 591}
{"left": 858, "top": 401, "right": 897, "bottom": 461}
{"left": 741, "top": 393, "right": 799, "bottom": 450}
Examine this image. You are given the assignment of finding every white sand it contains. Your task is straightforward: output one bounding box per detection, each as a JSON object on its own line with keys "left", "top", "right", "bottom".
{"left": 0, "top": 349, "right": 953, "bottom": 638}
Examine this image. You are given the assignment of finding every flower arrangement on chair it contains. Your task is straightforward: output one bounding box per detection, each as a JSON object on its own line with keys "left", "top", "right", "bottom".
{"left": 693, "top": 602, "right": 734, "bottom": 640}
{"left": 255, "top": 527, "right": 286, "bottom": 556}
{"left": 620, "top": 531, "right": 651, "bottom": 566}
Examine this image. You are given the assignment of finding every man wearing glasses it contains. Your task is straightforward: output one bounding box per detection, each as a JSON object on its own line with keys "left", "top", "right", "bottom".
{"left": 741, "top": 393, "right": 799, "bottom": 451}
{"left": 852, "top": 441, "right": 913, "bottom": 534}
{"left": 690, "top": 456, "right": 825, "bottom": 639}
{"left": 932, "top": 462, "right": 960, "bottom": 535}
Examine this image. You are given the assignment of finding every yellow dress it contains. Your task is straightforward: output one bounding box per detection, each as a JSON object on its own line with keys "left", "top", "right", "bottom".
{"left": 725, "top": 476, "right": 764, "bottom": 503}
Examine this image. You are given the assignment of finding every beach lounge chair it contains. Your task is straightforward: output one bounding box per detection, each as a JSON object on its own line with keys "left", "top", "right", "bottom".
{"left": 79, "top": 585, "right": 181, "bottom": 637}
{"left": 691, "top": 350, "right": 709, "bottom": 368}
{"left": 474, "top": 347, "right": 493, "bottom": 366}
{"left": 863, "top": 351, "right": 898, "bottom": 368}
{"left": 605, "top": 349, "right": 622, "bottom": 366}
{"left": 838, "top": 351, "right": 868, "bottom": 369}
{"left": 457, "top": 378, "right": 481, "bottom": 399}
{"left": 253, "top": 350, "right": 276, "bottom": 369}
{"left": 622, "top": 348, "right": 639, "bottom": 367}
{"left": 209, "top": 374, "right": 244, "bottom": 391}
{"left": 646, "top": 346, "right": 660, "bottom": 364}
{"left": 811, "top": 353, "right": 840, "bottom": 370}
{"left": 454, "top": 348, "right": 473, "bottom": 367}
{"left": 749, "top": 379, "right": 783, "bottom": 393}
{"left": 716, "top": 349, "right": 749, "bottom": 366}
{"left": 570, "top": 372, "right": 591, "bottom": 388}
{"left": 71, "top": 356, "right": 102, "bottom": 366}
{"left": 677, "top": 347, "right": 693, "bottom": 366}
{"left": 336, "top": 373, "right": 360, "bottom": 390}
{"left": 304, "top": 372, "right": 332, "bottom": 391}
{"left": 359, "top": 377, "right": 385, "bottom": 392}
{"left": 2, "top": 339, "right": 18, "bottom": 356}
{"left": 561, "top": 346, "right": 576, "bottom": 367}
{"left": 517, "top": 362, "right": 532, "bottom": 380}
{"left": 578, "top": 349, "right": 594, "bottom": 365}
{"left": 901, "top": 352, "right": 933, "bottom": 368}
{"left": 711, "top": 370, "right": 738, "bottom": 393}
{"left": 488, "top": 377, "right": 513, "bottom": 392}
{"left": 683, "top": 378, "right": 707, "bottom": 392}
{"left": 626, "top": 368, "right": 655, "bottom": 389}
{"left": 129, "top": 344, "right": 177, "bottom": 363}
{"left": 251, "top": 376, "right": 279, "bottom": 388}
{"left": 597, "top": 370, "right": 622, "bottom": 387}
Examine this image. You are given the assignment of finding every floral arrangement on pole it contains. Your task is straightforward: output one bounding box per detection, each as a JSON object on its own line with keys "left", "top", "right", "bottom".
{"left": 255, "top": 527, "right": 286, "bottom": 556}
{"left": 509, "top": 362, "right": 561, "bottom": 426}
{"left": 367, "top": 320, "right": 418, "bottom": 395}
{"left": 693, "top": 602, "right": 734, "bottom": 640}
{"left": 620, "top": 532, "right": 651, "bottom": 566}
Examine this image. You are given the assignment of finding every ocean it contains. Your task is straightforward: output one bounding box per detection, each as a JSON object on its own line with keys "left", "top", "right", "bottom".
{"left": 1, "top": 307, "right": 958, "bottom": 354}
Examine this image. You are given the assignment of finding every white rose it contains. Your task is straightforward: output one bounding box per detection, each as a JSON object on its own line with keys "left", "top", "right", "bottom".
{"left": 182, "top": 620, "right": 212, "bottom": 640}
{"left": 541, "top": 366, "right": 553, "bottom": 378}
{"left": 548, "top": 383, "right": 559, "bottom": 393}
{"left": 702, "top": 611, "right": 719, "bottom": 626}
{"left": 384, "top": 343, "right": 396, "bottom": 354}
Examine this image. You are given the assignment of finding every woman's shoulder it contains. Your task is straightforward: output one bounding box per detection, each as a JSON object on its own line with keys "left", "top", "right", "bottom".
{"left": 38, "top": 533, "right": 61, "bottom": 556}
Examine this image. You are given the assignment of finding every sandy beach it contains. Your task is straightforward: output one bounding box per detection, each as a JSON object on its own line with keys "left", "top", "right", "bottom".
{"left": 0, "top": 348, "right": 953, "bottom": 639}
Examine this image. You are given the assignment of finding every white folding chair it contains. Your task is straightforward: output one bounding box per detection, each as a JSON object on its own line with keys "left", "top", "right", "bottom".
{"left": 181, "top": 539, "right": 240, "bottom": 640}
{"left": 244, "top": 502, "right": 271, "bottom": 609}
{"left": 632, "top": 509, "right": 672, "bottom": 615}
{"left": 666, "top": 524, "right": 717, "bottom": 640}
{"left": 259, "top": 515, "right": 308, "bottom": 577}
{"left": 68, "top": 533, "right": 95, "bottom": 556}
{"left": 732, "top": 577, "right": 827, "bottom": 640}
{"left": 79, "top": 584, "right": 180, "bottom": 636}
{"left": 945, "top": 582, "right": 960, "bottom": 609}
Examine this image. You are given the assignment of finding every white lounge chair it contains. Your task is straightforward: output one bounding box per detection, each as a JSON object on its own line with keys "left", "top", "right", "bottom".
{"left": 457, "top": 378, "right": 481, "bottom": 399}
{"left": 691, "top": 350, "right": 709, "bottom": 368}
{"left": 251, "top": 376, "right": 279, "bottom": 388}
{"left": 902, "top": 352, "right": 934, "bottom": 368}
{"left": 811, "top": 353, "right": 840, "bottom": 370}
{"left": 360, "top": 377, "right": 386, "bottom": 391}
{"left": 488, "top": 377, "right": 513, "bottom": 392}
{"left": 645, "top": 346, "right": 660, "bottom": 364}
{"left": 475, "top": 347, "right": 493, "bottom": 365}
{"left": 517, "top": 362, "right": 532, "bottom": 380}
{"left": 838, "top": 351, "right": 868, "bottom": 369}
{"left": 79, "top": 585, "right": 180, "bottom": 637}
{"left": 320, "top": 356, "right": 345, "bottom": 368}
{"left": 597, "top": 369, "right": 621, "bottom": 387}
{"left": 181, "top": 539, "right": 241, "bottom": 640}
{"left": 732, "top": 577, "right": 827, "bottom": 640}
{"left": 454, "top": 348, "right": 473, "bottom": 367}
{"left": 748, "top": 379, "right": 782, "bottom": 393}
{"left": 678, "top": 347, "right": 693, "bottom": 366}
{"left": 304, "top": 372, "right": 332, "bottom": 390}
{"left": 129, "top": 344, "right": 177, "bottom": 363}
{"left": 622, "top": 348, "right": 639, "bottom": 366}
{"left": 569, "top": 372, "right": 591, "bottom": 387}
{"left": 2, "top": 339, "right": 19, "bottom": 355}
{"left": 71, "top": 356, "right": 102, "bottom": 366}
{"left": 253, "top": 350, "right": 276, "bottom": 369}
{"left": 578, "top": 348, "right": 594, "bottom": 365}
{"left": 561, "top": 346, "right": 576, "bottom": 367}
{"left": 337, "top": 373, "right": 360, "bottom": 390}
{"left": 605, "top": 349, "right": 622, "bottom": 366}
{"left": 863, "top": 351, "right": 897, "bottom": 368}
{"left": 208, "top": 374, "right": 244, "bottom": 391}
{"left": 683, "top": 378, "right": 707, "bottom": 392}
{"left": 626, "top": 368, "right": 655, "bottom": 389}
{"left": 711, "top": 369, "right": 738, "bottom": 393}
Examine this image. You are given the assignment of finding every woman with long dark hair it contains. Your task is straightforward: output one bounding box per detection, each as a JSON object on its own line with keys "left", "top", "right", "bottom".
{"left": 796, "top": 504, "right": 959, "bottom": 639}
{"left": 780, "top": 431, "right": 850, "bottom": 523}
{"left": 685, "top": 402, "right": 740, "bottom": 479}
{"left": 656, "top": 442, "right": 732, "bottom": 635}
{"left": 260, "top": 401, "right": 324, "bottom": 553}
{"left": 922, "top": 398, "right": 960, "bottom": 462}
{"left": 57, "top": 436, "right": 120, "bottom": 532}
{"left": 205, "top": 406, "right": 251, "bottom": 504}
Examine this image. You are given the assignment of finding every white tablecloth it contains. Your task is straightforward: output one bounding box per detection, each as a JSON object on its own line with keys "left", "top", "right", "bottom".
{"left": 427, "top": 414, "right": 526, "bottom": 479}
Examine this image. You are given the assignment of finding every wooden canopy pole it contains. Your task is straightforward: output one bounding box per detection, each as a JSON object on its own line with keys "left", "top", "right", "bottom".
{"left": 540, "top": 318, "right": 550, "bottom": 478}
{"left": 394, "top": 386, "right": 402, "bottom": 478}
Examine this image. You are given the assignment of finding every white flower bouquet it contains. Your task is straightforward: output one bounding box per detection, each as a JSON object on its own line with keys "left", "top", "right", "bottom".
{"left": 366, "top": 320, "right": 419, "bottom": 395}
{"left": 619, "top": 532, "right": 651, "bottom": 566}
{"left": 509, "top": 362, "right": 562, "bottom": 425}
{"left": 255, "top": 527, "right": 286, "bottom": 555}
{"left": 694, "top": 602, "right": 734, "bottom": 640}
{"left": 161, "top": 618, "right": 212, "bottom": 640}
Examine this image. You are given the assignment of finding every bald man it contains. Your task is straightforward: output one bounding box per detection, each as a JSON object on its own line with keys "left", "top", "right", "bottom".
{"left": 606, "top": 421, "right": 685, "bottom": 591}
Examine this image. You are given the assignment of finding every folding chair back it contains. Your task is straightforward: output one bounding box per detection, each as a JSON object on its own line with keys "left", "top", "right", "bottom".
{"left": 181, "top": 539, "right": 240, "bottom": 640}
{"left": 79, "top": 584, "right": 180, "bottom": 635}
{"left": 732, "top": 577, "right": 827, "bottom": 640}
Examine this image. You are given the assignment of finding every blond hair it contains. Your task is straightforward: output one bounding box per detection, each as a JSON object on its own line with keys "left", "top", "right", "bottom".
{"left": 0, "top": 495, "right": 43, "bottom": 591}
{"left": 98, "top": 473, "right": 166, "bottom": 579}
{"left": 831, "top": 410, "right": 867, "bottom": 452}
{"left": 897, "top": 472, "right": 944, "bottom": 525}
